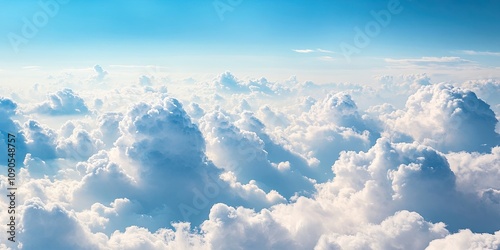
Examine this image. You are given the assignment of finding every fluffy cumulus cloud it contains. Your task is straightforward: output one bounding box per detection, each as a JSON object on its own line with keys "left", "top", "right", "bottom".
{"left": 74, "top": 97, "right": 230, "bottom": 226}
{"left": 461, "top": 79, "right": 500, "bottom": 121}
{"left": 188, "top": 138, "right": 499, "bottom": 249}
{"left": 96, "top": 112, "right": 124, "bottom": 148}
{"left": 199, "top": 110, "right": 311, "bottom": 197}
{"left": 93, "top": 65, "right": 108, "bottom": 82}
{"left": 390, "top": 83, "right": 499, "bottom": 153}
{"left": 313, "top": 211, "right": 448, "bottom": 250}
{"left": 212, "top": 71, "right": 287, "bottom": 95}
{"left": 318, "top": 139, "right": 499, "bottom": 232}
{"left": 446, "top": 147, "right": 500, "bottom": 197}
{"left": 0, "top": 70, "right": 499, "bottom": 249}
{"left": 375, "top": 74, "right": 432, "bottom": 106}
{"left": 277, "top": 91, "right": 380, "bottom": 182}
{"left": 461, "top": 79, "right": 500, "bottom": 106}
{"left": 0, "top": 98, "right": 27, "bottom": 164}
{"left": 426, "top": 229, "right": 500, "bottom": 250}
{"left": 18, "top": 199, "right": 100, "bottom": 250}
{"left": 22, "top": 120, "right": 58, "bottom": 160}
{"left": 34, "top": 89, "right": 90, "bottom": 115}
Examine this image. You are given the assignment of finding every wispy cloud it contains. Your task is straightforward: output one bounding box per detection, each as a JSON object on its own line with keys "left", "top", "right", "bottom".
{"left": 318, "top": 56, "right": 335, "bottom": 61}
{"left": 385, "top": 56, "right": 473, "bottom": 66}
{"left": 293, "top": 49, "right": 336, "bottom": 62}
{"left": 109, "top": 64, "right": 169, "bottom": 70}
{"left": 455, "top": 50, "right": 500, "bottom": 56}
{"left": 22, "top": 66, "right": 41, "bottom": 70}
{"left": 316, "top": 49, "right": 334, "bottom": 53}
{"left": 292, "top": 48, "right": 335, "bottom": 54}
{"left": 292, "top": 49, "right": 315, "bottom": 53}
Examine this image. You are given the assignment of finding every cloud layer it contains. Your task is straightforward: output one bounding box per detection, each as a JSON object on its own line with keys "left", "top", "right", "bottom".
{"left": 0, "top": 70, "right": 499, "bottom": 249}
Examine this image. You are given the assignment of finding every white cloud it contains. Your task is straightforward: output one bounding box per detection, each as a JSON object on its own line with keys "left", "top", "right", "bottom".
{"left": 0, "top": 97, "right": 28, "bottom": 164}
{"left": 447, "top": 147, "right": 500, "bottom": 196}
{"left": 105, "top": 224, "right": 205, "bottom": 250}
{"left": 377, "top": 73, "right": 431, "bottom": 92}
{"left": 212, "top": 72, "right": 287, "bottom": 95}
{"left": 199, "top": 110, "right": 315, "bottom": 198}
{"left": 390, "top": 83, "right": 499, "bottom": 153}
{"left": 318, "top": 56, "right": 335, "bottom": 61}
{"left": 257, "top": 105, "right": 290, "bottom": 128}
{"left": 385, "top": 57, "right": 472, "bottom": 66}
{"left": 76, "top": 97, "right": 232, "bottom": 225}
{"left": 220, "top": 172, "right": 287, "bottom": 207}
{"left": 426, "top": 229, "right": 500, "bottom": 250}
{"left": 33, "top": 89, "right": 90, "bottom": 115}
{"left": 1, "top": 67, "right": 499, "bottom": 249}
{"left": 456, "top": 50, "right": 500, "bottom": 56}
{"left": 96, "top": 112, "right": 124, "bottom": 148}
{"left": 23, "top": 120, "right": 58, "bottom": 160}
{"left": 316, "top": 49, "right": 334, "bottom": 53}
{"left": 139, "top": 75, "right": 153, "bottom": 86}
{"left": 461, "top": 79, "right": 500, "bottom": 116}
{"left": 18, "top": 198, "right": 100, "bottom": 250}
{"left": 213, "top": 71, "right": 244, "bottom": 91}
{"left": 314, "top": 211, "right": 448, "bottom": 250}
{"left": 201, "top": 204, "right": 299, "bottom": 249}
{"left": 277, "top": 92, "right": 380, "bottom": 180}
{"left": 293, "top": 49, "right": 336, "bottom": 62}
{"left": 191, "top": 138, "right": 498, "bottom": 249}
{"left": 92, "top": 64, "right": 108, "bottom": 82}
{"left": 292, "top": 49, "right": 315, "bottom": 53}
{"left": 56, "top": 126, "right": 103, "bottom": 161}
{"left": 292, "top": 49, "right": 334, "bottom": 54}
{"left": 0, "top": 97, "right": 17, "bottom": 115}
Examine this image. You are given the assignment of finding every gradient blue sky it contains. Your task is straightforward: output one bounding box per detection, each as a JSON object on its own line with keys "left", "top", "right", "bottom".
{"left": 1, "top": 0, "right": 499, "bottom": 82}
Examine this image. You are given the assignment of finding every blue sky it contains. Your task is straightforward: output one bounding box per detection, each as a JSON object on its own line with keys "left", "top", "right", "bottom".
{"left": 1, "top": 1, "right": 500, "bottom": 249}
{"left": 1, "top": 0, "right": 500, "bottom": 82}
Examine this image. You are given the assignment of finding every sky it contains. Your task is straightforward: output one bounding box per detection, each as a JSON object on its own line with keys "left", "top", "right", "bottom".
{"left": 1, "top": 0, "right": 500, "bottom": 83}
{"left": 0, "top": 1, "right": 500, "bottom": 250}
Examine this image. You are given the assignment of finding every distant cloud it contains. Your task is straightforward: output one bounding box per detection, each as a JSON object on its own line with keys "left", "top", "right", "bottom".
{"left": 456, "top": 50, "right": 500, "bottom": 56}
{"left": 213, "top": 71, "right": 245, "bottom": 91}
{"left": 385, "top": 56, "right": 472, "bottom": 66}
{"left": 0, "top": 97, "right": 17, "bottom": 116}
{"left": 109, "top": 64, "right": 169, "bottom": 75}
{"left": 376, "top": 73, "right": 432, "bottom": 96}
{"left": 318, "top": 56, "right": 335, "bottom": 61}
{"left": 461, "top": 79, "right": 500, "bottom": 115}
{"left": 22, "top": 66, "right": 41, "bottom": 70}
{"left": 93, "top": 65, "right": 108, "bottom": 81}
{"left": 316, "top": 49, "right": 334, "bottom": 53}
{"left": 139, "top": 75, "right": 153, "bottom": 86}
{"left": 292, "top": 49, "right": 315, "bottom": 53}
{"left": 34, "top": 89, "right": 90, "bottom": 115}
{"left": 293, "top": 49, "right": 336, "bottom": 62}
{"left": 292, "top": 48, "right": 334, "bottom": 54}
{"left": 212, "top": 71, "right": 287, "bottom": 94}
